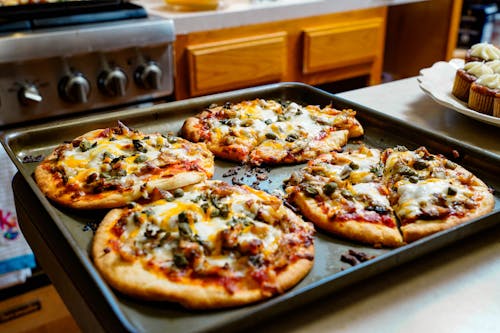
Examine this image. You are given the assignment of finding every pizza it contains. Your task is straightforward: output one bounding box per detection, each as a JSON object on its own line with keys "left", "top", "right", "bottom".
{"left": 382, "top": 146, "right": 495, "bottom": 242}
{"left": 181, "top": 99, "right": 364, "bottom": 166}
{"left": 284, "top": 145, "right": 495, "bottom": 247}
{"left": 92, "top": 180, "right": 315, "bottom": 309}
{"left": 34, "top": 122, "right": 214, "bottom": 210}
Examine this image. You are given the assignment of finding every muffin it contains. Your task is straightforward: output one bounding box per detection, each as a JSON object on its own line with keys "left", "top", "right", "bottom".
{"left": 452, "top": 61, "right": 493, "bottom": 102}
{"left": 468, "top": 73, "right": 500, "bottom": 115}
{"left": 465, "top": 42, "right": 500, "bottom": 63}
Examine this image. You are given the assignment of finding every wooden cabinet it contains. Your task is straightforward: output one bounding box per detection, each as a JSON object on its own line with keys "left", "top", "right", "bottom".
{"left": 302, "top": 16, "right": 385, "bottom": 86}
{"left": 186, "top": 32, "right": 287, "bottom": 97}
{"left": 384, "top": 0, "right": 463, "bottom": 80}
{"left": 174, "top": 7, "right": 387, "bottom": 99}
{"left": 0, "top": 285, "right": 80, "bottom": 333}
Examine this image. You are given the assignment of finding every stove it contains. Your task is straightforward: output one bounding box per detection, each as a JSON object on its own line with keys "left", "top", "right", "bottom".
{"left": 0, "top": 3, "right": 175, "bottom": 314}
{"left": 0, "top": 3, "right": 175, "bottom": 127}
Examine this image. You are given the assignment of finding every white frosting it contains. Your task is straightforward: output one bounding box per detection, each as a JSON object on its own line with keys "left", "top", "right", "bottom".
{"left": 464, "top": 61, "right": 493, "bottom": 77}
{"left": 469, "top": 42, "right": 500, "bottom": 61}
{"left": 485, "top": 60, "right": 500, "bottom": 73}
{"left": 475, "top": 73, "right": 500, "bottom": 90}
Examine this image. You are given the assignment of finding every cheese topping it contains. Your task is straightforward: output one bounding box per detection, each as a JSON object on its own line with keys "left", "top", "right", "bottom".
{"left": 352, "top": 183, "right": 390, "bottom": 208}
{"left": 307, "top": 147, "right": 381, "bottom": 183}
{"left": 395, "top": 178, "right": 472, "bottom": 221}
{"left": 55, "top": 128, "right": 211, "bottom": 193}
{"left": 112, "top": 180, "right": 312, "bottom": 279}
{"left": 202, "top": 99, "right": 358, "bottom": 164}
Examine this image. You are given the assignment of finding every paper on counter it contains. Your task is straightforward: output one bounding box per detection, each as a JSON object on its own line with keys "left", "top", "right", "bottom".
{"left": 0, "top": 144, "right": 35, "bottom": 289}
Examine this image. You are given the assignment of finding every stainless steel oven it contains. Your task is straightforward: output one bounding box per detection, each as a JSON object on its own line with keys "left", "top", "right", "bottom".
{"left": 0, "top": 0, "right": 175, "bottom": 317}
{"left": 0, "top": 1, "right": 175, "bottom": 127}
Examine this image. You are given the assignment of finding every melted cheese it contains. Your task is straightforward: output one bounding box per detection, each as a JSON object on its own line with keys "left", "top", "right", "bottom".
{"left": 396, "top": 179, "right": 471, "bottom": 220}
{"left": 213, "top": 99, "right": 335, "bottom": 149}
{"left": 116, "top": 181, "right": 297, "bottom": 273}
{"left": 285, "top": 105, "right": 324, "bottom": 138}
{"left": 114, "top": 181, "right": 308, "bottom": 277}
{"left": 58, "top": 132, "right": 203, "bottom": 191}
{"left": 352, "top": 183, "right": 390, "bottom": 208}
{"left": 237, "top": 221, "right": 282, "bottom": 255}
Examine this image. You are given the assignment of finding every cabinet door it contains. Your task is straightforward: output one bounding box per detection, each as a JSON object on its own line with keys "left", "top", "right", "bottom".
{"left": 187, "top": 32, "right": 287, "bottom": 97}
{"left": 303, "top": 18, "right": 385, "bottom": 74}
{"left": 0, "top": 285, "right": 79, "bottom": 333}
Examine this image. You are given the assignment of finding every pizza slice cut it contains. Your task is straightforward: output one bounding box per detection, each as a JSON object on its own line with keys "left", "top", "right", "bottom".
{"left": 381, "top": 146, "right": 495, "bottom": 242}
{"left": 284, "top": 145, "right": 404, "bottom": 247}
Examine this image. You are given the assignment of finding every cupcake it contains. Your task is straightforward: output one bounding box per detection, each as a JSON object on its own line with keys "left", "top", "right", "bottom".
{"left": 485, "top": 59, "right": 500, "bottom": 73}
{"left": 493, "top": 93, "right": 500, "bottom": 118}
{"left": 452, "top": 61, "right": 493, "bottom": 102}
{"left": 468, "top": 73, "right": 500, "bottom": 115}
{"left": 465, "top": 42, "right": 500, "bottom": 63}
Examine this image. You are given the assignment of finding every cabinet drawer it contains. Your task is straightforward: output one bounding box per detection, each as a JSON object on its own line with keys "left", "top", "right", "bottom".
{"left": 187, "top": 32, "right": 287, "bottom": 96}
{"left": 0, "top": 285, "right": 79, "bottom": 333}
{"left": 303, "top": 18, "right": 384, "bottom": 74}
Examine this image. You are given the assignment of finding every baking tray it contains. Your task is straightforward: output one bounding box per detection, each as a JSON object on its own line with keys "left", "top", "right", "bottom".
{"left": 2, "top": 82, "right": 500, "bottom": 333}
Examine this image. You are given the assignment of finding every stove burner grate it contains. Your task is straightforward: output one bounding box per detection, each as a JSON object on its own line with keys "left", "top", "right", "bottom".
{"left": 0, "top": 2, "right": 147, "bottom": 34}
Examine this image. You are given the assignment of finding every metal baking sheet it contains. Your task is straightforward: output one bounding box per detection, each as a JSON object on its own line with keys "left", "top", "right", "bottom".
{"left": 2, "top": 82, "right": 500, "bottom": 333}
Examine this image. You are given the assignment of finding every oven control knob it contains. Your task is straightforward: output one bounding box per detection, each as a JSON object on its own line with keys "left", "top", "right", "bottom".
{"left": 98, "top": 68, "right": 128, "bottom": 97}
{"left": 59, "top": 73, "right": 90, "bottom": 103}
{"left": 135, "top": 61, "right": 162, "bottom": 90}
{"left": 18, "top": 84, "right": 42, "bottom": 105}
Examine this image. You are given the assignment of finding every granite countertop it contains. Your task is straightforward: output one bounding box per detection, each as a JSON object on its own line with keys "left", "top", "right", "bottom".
{"left": 136, "top": 0, "right": 426, "bottom": 34}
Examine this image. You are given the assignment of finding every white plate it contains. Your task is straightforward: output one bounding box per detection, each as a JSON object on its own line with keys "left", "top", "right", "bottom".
{"left": 417, "top": 59, "right": 500, "bottom": 127}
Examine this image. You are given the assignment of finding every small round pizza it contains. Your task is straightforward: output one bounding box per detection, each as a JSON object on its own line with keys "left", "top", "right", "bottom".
{"left": 284, "top": 145, "right": 404, "bottom": 248}
{"left": 381, "top": 146, "right": 495, "bottom": 242}
{"left": 92, "top": 180, "right": 315, "bottom": 309}
{"left": 285, "top": 144, "right": 495, "bottom": 247}
{"left": 181, "top": 99, "right": 364, "bottom": 166}
{"left": 34, "top": 122, "right": 214, "bottom": 210}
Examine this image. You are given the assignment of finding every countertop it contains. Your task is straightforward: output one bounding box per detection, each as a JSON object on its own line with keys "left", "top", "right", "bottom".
{"left": 137, "top": 0, "right": 426, "bottom": 34}
{"left": 246, "top": 77, "right": 500, "bottom": 333}
{"left": 339, "top": 77, "right": 500, "bottom": 155}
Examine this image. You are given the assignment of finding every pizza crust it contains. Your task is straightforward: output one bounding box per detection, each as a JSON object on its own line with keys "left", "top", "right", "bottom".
{"left": 181, "top": 116, "right": 204, "bottom": 143}
{"left": 288, "top": 191, "right": 404, "bottom": 248}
